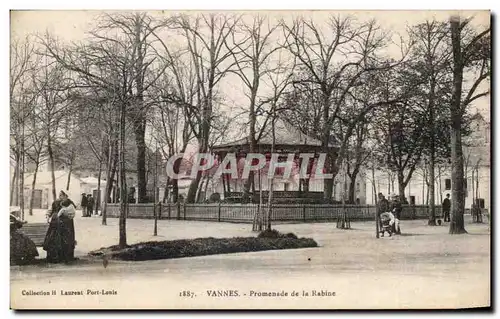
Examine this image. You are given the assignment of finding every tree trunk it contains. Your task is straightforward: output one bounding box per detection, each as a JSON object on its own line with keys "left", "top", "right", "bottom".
{"left": 475, "top": 166, "right": 479, "bottom": 200}
{"left": 171, "top": 155, "right": 183, "bottom": 203}
{"left": 119, "top": 103, "right": 128, "bottom": 248}
{"left": 47, "top": 135, "right": 57, "bottom": 202}
{"left": 186, "top": 132, "right": 209, "bottom": 203}
{"left": 438, "top": 166, "right": 443, "bottom": 203}
{"left": 204, "top": 174, "right": 210, "bottom": 200}
{"left": 186, "top": 170, "right": 202, "bottom": 203}
{"left": 29, "top": 162, "right": 39, "bottom": 216}
{"left": 372, "top": 165, "right": 377, "bottom": 205}
{"left": 347, "top": 169, "right": 359, "bottom": 204}
{"left": 266, "top": 179, "right": 273, "bottom": 230}
{"left": 428, "top": 157, "right": 436, "bottom": 225}
{"left": 422, "top": 168, "right": 426, "bottom": 205}
{"left": 321, "top": 93, "right": 334, "bottom": 200}
{"left": 19, "top": 144, "right": 25, "bottom": 218}
{"left": 134, "top": 121, "right": 147, "bottom": 203}
{"left": 449, "top": 17, "right": 467, "bottom": 234}
{"left": 426, "top": 180, "right": 430, "bottom": 206}
{"left": 398, "top": 179, "right": 406, "bottom": 206}
{"left": 66, "top": 158, "right": 73, "bottom": 191}
{"left": 102, "top": 141, "right": 113, "bottom": 225}
{"left": 323, "top": 162, "right": 334, "bottom": 201}
{"left": 163, "top": 176, "right": 169, "bottom": 203}
{"left": 266, "top": 107, "right": 277, "bottom": 231}
{"left": 196, "top": 176, "right": 205, "bottom": 203}
{"left": 97, "top": 160, "right": 103, "bottom": 213}
{"left": 10, "top": 160, "right": 18, "bottom": 206}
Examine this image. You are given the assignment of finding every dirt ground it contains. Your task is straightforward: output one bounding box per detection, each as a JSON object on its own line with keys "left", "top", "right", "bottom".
{"left": 10, "top": 211, "right": 490, "bottom": 309}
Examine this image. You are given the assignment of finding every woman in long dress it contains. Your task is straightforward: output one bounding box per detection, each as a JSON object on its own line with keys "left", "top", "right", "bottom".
{"left": 43, "top": 191, "right": 76, "bottom": 263}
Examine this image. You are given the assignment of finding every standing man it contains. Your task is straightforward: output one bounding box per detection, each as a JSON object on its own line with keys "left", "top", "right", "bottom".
{"left": 377, "top": 193, "right": 390, "bottom": 215}
{"left": 86, "top": 194, "right": 94, "bottom": 217}
{"left": 391, "top": 195, "right": 403, "bottom": 220}
{"left": 377, "top": 193, "right": 390, "bottom": 232}
{"left": 80, "top": 193, "right": 87, "bottom": 217}
{"left": 442, "top": 194, "right": 451, "bottom": 222}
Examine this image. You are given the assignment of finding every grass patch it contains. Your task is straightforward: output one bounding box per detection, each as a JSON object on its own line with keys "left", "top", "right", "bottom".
{"left": 89, "top": 231, "right": 317, "bottom": 262}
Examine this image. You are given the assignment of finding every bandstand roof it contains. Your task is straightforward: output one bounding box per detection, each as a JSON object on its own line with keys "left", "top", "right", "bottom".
{"left": 212, "top": 118, "right": 339, "bottom": 153}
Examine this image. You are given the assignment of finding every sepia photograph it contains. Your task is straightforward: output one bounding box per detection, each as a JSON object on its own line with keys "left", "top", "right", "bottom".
{"left": 9, "top": 9, "right": 491, "bottom": 310}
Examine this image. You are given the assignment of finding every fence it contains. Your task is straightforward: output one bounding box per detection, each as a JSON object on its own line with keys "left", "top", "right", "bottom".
{"left": 104, "top": 203, "right": 445, "bottom": 223}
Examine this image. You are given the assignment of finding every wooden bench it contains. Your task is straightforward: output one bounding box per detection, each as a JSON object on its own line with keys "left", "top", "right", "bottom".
{"left": 18, "top": 223, "right": 50, "bottom": 247}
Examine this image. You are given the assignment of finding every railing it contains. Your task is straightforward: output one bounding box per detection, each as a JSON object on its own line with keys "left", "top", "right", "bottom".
{"left": 104, "top": 203, "right": 447, "bottom": 223}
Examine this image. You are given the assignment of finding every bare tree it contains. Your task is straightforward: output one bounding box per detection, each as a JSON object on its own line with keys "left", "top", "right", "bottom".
{"left": 30, "top": 51, "right": 74, "bottom": 203}
{"left": 282, "top": 15, "right": 405, "bottom": 200}
{"left": 10, "top": 35, "right": 38, "bottom": 214}
{"left": 407, "top": 20, "right": 453, "bottom": 225}
{"left": 263, "top": 53, "right": 295, "bottom": 231}
{"left": 448, "top": 15, "right": 490, "bottom": 234}
{"left": 224, "top": 14, "right": 283, "bottom": 202}
{"left": 87, "top": 13, "right": 168, "bottom": 204}
{"left": 24, "top": 105, "right": 47, "bottom": 215}
{"left": 166, "top": 13, "right": 242, "bottom": 203}
{"left": 39, "top": 26, "right": 137, "bottom": 246}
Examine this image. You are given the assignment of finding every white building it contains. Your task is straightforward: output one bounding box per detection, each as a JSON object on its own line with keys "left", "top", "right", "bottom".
{"left": 20, "top": 170, "right": 107, "bottom": 209}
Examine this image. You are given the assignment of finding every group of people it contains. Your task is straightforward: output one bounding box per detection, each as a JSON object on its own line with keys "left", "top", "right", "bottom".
{"left": 377, "top": 193, "right": 403, "bottom": 236}
{"left": 43, "top": 190, "right": 77, "bottom": 264}
{"left": 376, "top": 192, "right": 453, "bottom": 236}
{"left": 80, "top": 193, "right": 96, "bottom": 217}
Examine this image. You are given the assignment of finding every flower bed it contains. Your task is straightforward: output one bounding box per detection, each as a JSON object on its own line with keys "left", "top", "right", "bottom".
{"left": 89, "top": 231, "right": 318, "bottom": 261}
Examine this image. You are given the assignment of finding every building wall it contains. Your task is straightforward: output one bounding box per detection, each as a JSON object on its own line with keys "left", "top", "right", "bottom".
{"left": 23, "top": 171, "right": 83, "bottom": 208}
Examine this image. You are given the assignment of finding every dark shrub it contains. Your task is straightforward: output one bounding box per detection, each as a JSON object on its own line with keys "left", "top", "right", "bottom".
{"left": 285, "top": 232, "right": 298, "bottom": 239}
{"left": 90, "top": 235, "right": 318, "bottom": 262}
{"left": 258, "top": 229, "right": 281, "bottom": 238}
{"left": 258, "top": 229, "right": 299, "bottom": 239}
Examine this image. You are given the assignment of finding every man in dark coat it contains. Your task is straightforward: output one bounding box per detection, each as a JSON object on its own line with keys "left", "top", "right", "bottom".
{"left": 391, "top": 195, "right": 403, "bottom": 220}
{"left": 80, "top": 193, "right": 87, "bottom": 217}
{"left": 377, "top": 193, "right": 390, "bottom": 232}
{"left": 442, "top": 194, "right": 451, "bottom": 222}
{"left": 86, "top": 194, "right": 94, "bottom": 216}
{"left": 377, "top": 193, "right": 390, "bottom": 215}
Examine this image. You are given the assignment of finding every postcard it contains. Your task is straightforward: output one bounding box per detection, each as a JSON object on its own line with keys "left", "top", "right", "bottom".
{"left": 9, "top": 9, "right": 490, "bottom": 310}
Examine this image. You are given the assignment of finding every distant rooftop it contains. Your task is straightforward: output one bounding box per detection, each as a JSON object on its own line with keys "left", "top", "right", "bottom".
{"left": 213, "top": 118, "right": 338, "bottom": 152}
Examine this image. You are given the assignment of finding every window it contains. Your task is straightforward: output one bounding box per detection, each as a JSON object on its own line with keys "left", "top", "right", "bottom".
{"left": 445, "top": 179, "right": 451, "bottom": 190}
{"left": 410, "top": 196, "right": 416, "bottom": 205}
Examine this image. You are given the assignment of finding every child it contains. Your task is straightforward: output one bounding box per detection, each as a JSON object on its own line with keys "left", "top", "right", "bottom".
{"left": 58, "top": 199, "right": 76, "bottom": 219}
{"left": 379, "top": 211, "right": 400, "bottom": 237}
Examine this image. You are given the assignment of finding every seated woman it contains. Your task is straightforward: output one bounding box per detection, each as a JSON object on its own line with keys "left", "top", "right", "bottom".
{"left": 10, "top": 212, "right": 39, "bottom": 265}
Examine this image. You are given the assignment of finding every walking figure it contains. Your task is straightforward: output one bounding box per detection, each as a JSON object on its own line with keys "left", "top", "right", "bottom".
{"left": 442, "top": 194, "right": 451, "bottom": 222}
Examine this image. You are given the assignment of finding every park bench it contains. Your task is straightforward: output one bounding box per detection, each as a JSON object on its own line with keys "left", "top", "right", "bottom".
{"left": 18, "top": 222, "right": 49, "bottom": 247}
